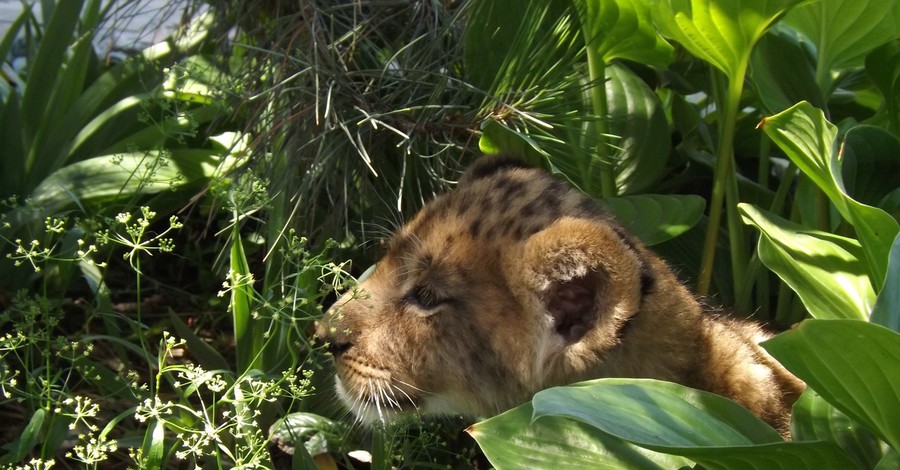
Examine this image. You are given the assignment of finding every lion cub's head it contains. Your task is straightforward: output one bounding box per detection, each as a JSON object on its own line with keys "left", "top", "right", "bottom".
{"left": 316, "top": 156, "right": 654, "bottom": 422}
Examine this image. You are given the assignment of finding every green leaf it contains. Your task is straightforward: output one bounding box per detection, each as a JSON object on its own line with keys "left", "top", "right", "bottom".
{"left": 791, "top": 389, "right": 885, "bottom": 469}
{"left": 230, "top": 228, "right": 257, "bottom": 373}
{"left": 0, "top": 408, "right": 45, "bottom": 464}
{"left": 876, "top": 449, "right": 900, "bottom": 470}
{"left": 650, "top": 0, "right": 805, "bottom": 79}
{"left": 602, "top": 194, "right": 705, "bottom": 246}
{"left": 760, "top": 101, "right": 900, "bottom": 289}
{"left": 29, "top": 149, "right": 237, "bottom": 212}
{"left": 141, "top": 418, "right": 165, "bottom": 469}
{"left": 532, "top": 378, "right": 859, "bottom": 470}
{"left": 871, "top": 233, "right": 900, "bottom": 333}
{"left": 785, "top": 0, "right": 900, "bottom": 90}
{"left": 478, "top": 119, "right": 548, "bottom": 164}
{"left": 739, "top": 203, "right": 874, "bottom": 320}
{"left": 534, "top": 379, "right": 782, "bottom": 446}
{"left": 269, "top": 412, "right": 352, "bottom": 457}
{"left": 750, "top": 26, "right": 826, "bottom": 113}
{"left": 20, "top": 0, "right": 85, "bottom": 146}
{"left": 841, "top": 126, "right": 900, "bottom": 208}
{"left": 0, "top": 6, "right": 32, "bottom": 65}
{"left": 866, "top": 39, "right": 900, "bottom": 136}
{"left": 468, "top": 400, "right": 691, "bottom": 469}
{"left": 605, "top": 64, "right": 671, "bottom": 194}
{"left": 575, "top": 0, "right": 674, "bottom": 67}
{"left": 763, "top": 319, "right": 900, "bottom": 451}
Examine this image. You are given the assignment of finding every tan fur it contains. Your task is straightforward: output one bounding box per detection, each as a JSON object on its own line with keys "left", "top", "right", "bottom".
{"left": 316, "top": 156, "right": 804, "bottom": 434}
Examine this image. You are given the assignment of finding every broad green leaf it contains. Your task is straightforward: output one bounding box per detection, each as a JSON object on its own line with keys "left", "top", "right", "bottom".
{"left": 602, "top": 194, "right": 705, "bottom": 246}
{"left": 534, "top": 379, "right": 781, "bottom": 446}
{"left": 739, "top": 203, "right": 874, "bottom": 320}
{"left": 606, "top": 64, "right": 671, "bottom": 194}
{"left": 785, "top": 0, "right": 900, "bottom": 91}
{"left": 750, "top": 26, "right": 826, "bottom": 113}
{"left": 841, "top": 126, "right": 900, "bottom": 208}
{"left": 763, "top": 319, "right": 900, "bottom": 451}
{"left": 791, "top": 389, "right": 885, "bottom": 469}
{"left": 650, "top": 0, "right": 805, "bottom": 80}
{"left": 532, "top": 378, "right": 858, "bottom": 470}
{"left": 28, "top": 149, "right": 240, "bottom": 214}
{"left": 468, "top": 400, "right": 691, "bottom": 469}
{"left": 871, "top": 233, "right": 900, "bottom": 332}
{"left": 575, "top": 0, "right": 673, "bottom": 67}
{"left": 760, "top": 101, "right": 900, "bottom": 289}
{"left": 866, "top": 39, "right": 900, "bottom": 136}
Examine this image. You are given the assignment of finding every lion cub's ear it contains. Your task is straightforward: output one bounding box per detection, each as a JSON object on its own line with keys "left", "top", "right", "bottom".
{"left": 520, "top": 217, "right": 644, "bottom": 344}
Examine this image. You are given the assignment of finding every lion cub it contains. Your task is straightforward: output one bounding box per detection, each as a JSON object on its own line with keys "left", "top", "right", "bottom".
{"left": 317, "top": 155, "right": 804, "bottom": 433}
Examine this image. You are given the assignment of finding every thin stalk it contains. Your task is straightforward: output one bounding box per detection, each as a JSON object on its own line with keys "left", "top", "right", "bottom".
{"left": 697, "top": 63, "right": 748, "bottom": 296}
{"left": 583, "top": 29, "right": 616, "bottom": 197}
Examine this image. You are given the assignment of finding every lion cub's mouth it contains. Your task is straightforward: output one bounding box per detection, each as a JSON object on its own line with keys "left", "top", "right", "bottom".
{"left": 334, "top": 355, "right": 423, "bottom": 423}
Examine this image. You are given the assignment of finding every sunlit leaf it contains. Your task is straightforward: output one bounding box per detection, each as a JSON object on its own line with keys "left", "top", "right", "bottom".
{"left": 468, "top": 400, "right": 690, "bottom": 469}
{"left": 651, "top": 0, "right": 805, "bottom": 79}
{"left": 786, "top": 0, "right": 900, "bottom": 90}
{"left": 532, "top": 378, "right": 858, "bottom": 470}
{"left": 764, "top": 320, "right": 900, "bottom": 451}
{"left": 142, "top": 418, "right": 165, "bottom": 469}
{"left": 230, "top": 228, "right": 256, "bottom": 373}
{"left": 28, "top": 148, "right": 241, "bottom": 214}
{"left": 575, "top": 0, "right": 673, "bottom": 67}
{"left": 739, "top": 203, "right": 874, "bottom": 320}
{"left": 760, "top": 101, "right": 900, "bottom": 289}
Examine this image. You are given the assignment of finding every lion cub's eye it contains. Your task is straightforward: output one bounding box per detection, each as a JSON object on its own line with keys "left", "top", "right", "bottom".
{"left": 404, "top": 285, "right": 447, "bottom": 310}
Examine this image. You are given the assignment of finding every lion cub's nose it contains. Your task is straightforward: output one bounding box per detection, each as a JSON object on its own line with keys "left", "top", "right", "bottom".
{"left": 314, "top": 319, "right": 353, "bottom": 357}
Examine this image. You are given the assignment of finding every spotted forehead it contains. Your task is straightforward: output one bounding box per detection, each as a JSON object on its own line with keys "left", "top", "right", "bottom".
{"left": 387, "top": 166, "right": 610, "bottom": 258}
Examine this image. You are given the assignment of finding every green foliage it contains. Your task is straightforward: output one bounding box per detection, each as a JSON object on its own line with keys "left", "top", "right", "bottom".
{"left": 0, "top": 1, "right": 246, "bottom": 293}
{"left": 764, "top": 320, "right": 900, "bottom": 451}
{"left": 785, "top": 0, "right": 900, "bottom": 91}
{"left": 759, "top": 102, "right": 899, "bottom": 288}
{"left": 3, "top": 0, "right": 900, "bottom": 467}
{"left": 467, "top": 0, "right": 900, "bottom": 468}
